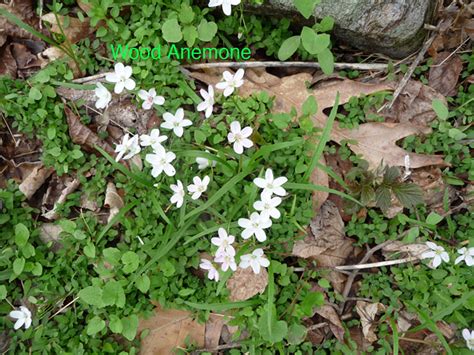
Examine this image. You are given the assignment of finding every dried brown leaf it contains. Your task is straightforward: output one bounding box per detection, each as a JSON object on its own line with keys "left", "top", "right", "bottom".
{"left": 104, "top": 182, "right": 123, "bottom": 223}
{"left": 42, "top": 178, "right": 80, "bottom": 220}
{"left": 38, "top": 223, "right": 63, "bottom": 252}
{"left": 18, "top": 164, "right": 54, "bottom": 199}
{"left": 355, "top": 301, "right": 385, "bottom": 343}
{"left": 205, "top": 313, "right": 225, "bottom": 348}
{"left": 292, "top": 201, "right": 352, "bottom": 292}
{"left": 429, "top": 52, "right": 463, "bottom": 96}
{"left": 226, "top": 267, "right": 268, "bottom": 301}
{"left": 10, "top": 43, "right": 40, "bottom": 69}
{"left": 0, "top": 45, "right": 17, "bottom": 78}
{"left": 41, "top": 13, "right": 93, "bottom": 44}
{"left": 314, "top": 305, "right": 344, "bottom": 342}
{"left": 138, "top": 307, "right": 205, "bottom": 355}
{"left": 382, "top": 241, "right": 430, "bottom": 260}
{"left": 64, "top": 106, "right": 115, "bottom": 157}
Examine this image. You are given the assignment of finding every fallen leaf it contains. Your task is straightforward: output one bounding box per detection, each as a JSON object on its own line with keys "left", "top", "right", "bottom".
{"left": 292, "top": 200, "right": 353, "bottom": 292}
{"left": 18, "top": 164, "right": 54, "bottom": 199}
{"left": 355, "top": 301, "right": 385, "bottom": 343}
{"left": 138, "top": 307, "right": 205, "bottom": 355}
{"left": 104, "top": 182, "right": 123, "bottom": 223}
{"left": 41, "top": 13, "right": 93, "bottom": 44}
{"left": 205, "top": 313, "right": 225, "bottom": 348}
{"left": 0, "top": 2, "right": 39, "bottom": 41}
{"left": 10, "top": 43, "right": 40, "bottom": 70}
{"left": 64, "top": 106, "right": 115, "bottom": 157}
{"left": 310, "top": 156, "right": 329, "bottom": 211}
{"left": 226, "top": 267, "right": 268, "bottom": 301}
{"left": 384, "top": 80, "right": 447, "bottom": 126}
{"left": 429, "top": 52, "right": 463, "bottom": 96}
{"left": 0, "top": 45, "right": 17, "bottom": 78}
{"left": 38, "top": 223, "right": 63, "bottom": 252}
{"left": 348, "top": 327, "right": 373, "bottom": 352}
{"left": 191, "top": 70, "right": 445, "bottom": 178}
{"left": 42, "top": 177, "right": 80, "bottom": 220}
{"left": 382, "top": 241, "right": 430, "bottom": 260}
{"left": 313, "top": 305, "right": 344, "bottom": 342}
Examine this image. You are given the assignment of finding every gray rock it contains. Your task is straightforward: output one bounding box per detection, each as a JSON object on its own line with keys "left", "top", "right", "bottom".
{"left": 252, "top": 0, "right": 436, "bottom": 58}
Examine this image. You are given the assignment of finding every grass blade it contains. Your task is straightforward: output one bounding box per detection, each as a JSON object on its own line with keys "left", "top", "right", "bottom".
{"left": 285, "top": 182, "right": 362, "bottom": 206}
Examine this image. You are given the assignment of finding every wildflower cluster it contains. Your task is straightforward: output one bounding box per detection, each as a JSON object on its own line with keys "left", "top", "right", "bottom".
{"left": 421, "top": 241, "right": 474, "bottom": 268}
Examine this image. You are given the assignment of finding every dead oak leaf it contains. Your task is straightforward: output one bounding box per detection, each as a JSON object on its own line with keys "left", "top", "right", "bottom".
{"left": 226, "top": 267, "right": 268, "bottom": 301}
{"left": 41, "top": 13, "right": 94, "bottom": 44}
{"left": 314, "top": 305, "right": 345, "bottom": 342}
{"left": 429, "top": 52, "right": 463, "bottom": 96}
{"left": 355, "top": 301, "right": 386, "bottom": 343}
{"left": 138, "top": 307, "right": 205, "bottom": 355}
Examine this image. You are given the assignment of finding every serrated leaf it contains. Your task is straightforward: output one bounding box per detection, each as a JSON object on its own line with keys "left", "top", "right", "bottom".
{"left": 360, "top": 185, "right": 375, "bottom": 205}
{"left": 375, "top": 186, "right": 391, "bottom": 212}
{"left": 278, "top": 36, "right": 300, "bottom": 61}
{"left": 162, "top": 19, "right": 182, "bottom": 43}
{"left": 383, "top": 166, "right": 401, "bottom": 184}
{"left": 391, "top": 183, "right": 424, "bottom": 209}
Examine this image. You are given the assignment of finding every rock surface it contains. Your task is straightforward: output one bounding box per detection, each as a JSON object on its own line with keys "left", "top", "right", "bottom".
{"left": 251, "top": 0, "right": 437, "bottom": 58}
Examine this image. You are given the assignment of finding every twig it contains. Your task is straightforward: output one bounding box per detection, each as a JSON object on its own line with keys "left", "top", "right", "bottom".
{"left": 307, "top": 313, "right": 352, "bottom": 331}
{"left": 335, "top": 256, "right": 419, "bottom": 271}
{"left": 1, "top": 112, "right": 17, "bottom": 146}
{"left": 192, "top": 343, "right": 242, "bottom": 354}
{"left": 387, "top": 33, "right": 436, "bottom": 109}
{"left": 72, "top": 73, "right": 107, "bottom": 83}
{"left": 430, "top": 37, "right": 470, "bottom": 68}
{"left": 183, "top": 61, "right": 388, "bottom": 71}
{"left": 48, "top": 296, "right": 79, "bottom": 319}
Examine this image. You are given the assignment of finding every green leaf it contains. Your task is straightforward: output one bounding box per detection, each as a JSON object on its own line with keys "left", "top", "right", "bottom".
{"left": 278, "top": 36, "right": 300, "bottom": 61}
{"left": 103, "top": 247, "right": 121, "bottom": 265}
{"left": 178, "top": 288, "right": 195, "bottom": 297}
{"left": 197, "top": 19, "right": 217, "bottom": 42}
{"left": 392, "top": 183, "right": 424, "bottom": 209}
{"left": 162, "top": 19, "right": 182, "bottom": 43}
{"left": 426, "top": 212, "right": 443, "bottom": 226}
{"left": 122, "top": 251, "right": 140, "bottom": 274}
{"left": 318, "top": 279, "right": 330, "bottom": 289}
{"left": 13, "top": 257, "right": 25, "bottom": 275}
{"left": 121, "top": 314, "right": 139, "bottom": 341}
{"left": 84, "top": 242, "right": 96, "bottom": 258}
{"left": 29, "top": 87, "right": 42, "bottom": 101}
{"left": 178, "top": 4, "right": 195, "bottom": 24}
{"left": 375, "top": 186, "right": 391, "bottom": 212}
{"left": 271, "top": 113, "right": 292, "bottom": 129}
{"left": 87, "top": 316, "right": 106, "bottom": 336}
{"left": 102, "top": 280, "right": 125, "bottom": 308}
{"left": 287, "top": 323, "right": 307, "bottom": 345}
{"left": 294, "top": 0, "right": 320, "bottom": 19}
{"left": 258, "top": 304, "right": 288, "bottom": 343}
{"left": 194, "top": 130, "right": 207, "bottom": 144}
{"left": 15, "top": 223, "right": 29, "bottom": 247}
{"left": 432, "top": 99, "right": 448, "bottom": 120}
{"left": 301, "top": 292, "right": 324, "bottom": 316}
{"left": 302, "top": 95, "right": 318, "bottom": 116}
{"left": 160, "top": 259, "right": 175, "bottom": 277}
{"left": 404, "top": 227, "right": 419, "bottom": 243}
{"left": 301, "top": 27, "right": 329, "bottom": 54}
{"left": 0, "top": 285, "right": 7, "bottom": 300}
{"left": 109, "top": 315, "right": 123, "bottom": 334}
{"left": 135, "top": 274, "right": 150, "bottom": 293}
{"left": 78, "top": 286, "right": 104, "bottom": 307}
{"left": 448, "top": 128, "right": 467, "bottom": 140}
{"left": 47, "top": 127, "right": 56, "bottom": 139}
{"left": 317, "top": 48, "right": 334, "bottom": 75}
{"left": 318, "top": 16, "right": 334, "bottom": 32}
{"left": 183, "top": 25, "right": 198, "bottom": 47}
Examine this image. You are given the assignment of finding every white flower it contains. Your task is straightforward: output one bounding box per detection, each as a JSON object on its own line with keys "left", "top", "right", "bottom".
{"left": 187, "top": 175, "right": 210, "bottom": 200}
{"left": 402, "top": 154, "right": 411, "bottom": 180}
{"left": 208, "top": 0, "right": 241, "bottom": 16}
{"left": 140, "top": 129, "right": 168, "bottom": 150}
{"left": 9, "top": 306, "right": 32, "bottom": 330}
{"left": 115, "top": 134, "right": 141, "bottom": 162}
{"left": 216, "top": 69, "right": 244, "bottom": 96}
{"left": 454, "top": 247, "right": 474, "bottom": 266}
{"left": 145, "top": 145, "right": 176, "bottom": 177}
{"left": 421, "top": 241, "right": 450, "bottom": 268}
{"left": 253, "top": 168, "right": 288, "bottom": 198}
{"left": 161, "top": 108, "right": 192, "bottom": 137}
{"left": 138, "top": 88, "right": 165, "bottom": 110}
{"left": 227, "top": 121, "right": 253, "bottom": 154}
{"left": 196, "top": 151, "right": 216, "bottom": 170}
{"left": 170, "top": 180, "right": 185, "bottom": 208}
{"left": 94, "top": 82, "right": 112, "bottom": 109}
{"left": 238, "top": 212, "right": 272, "bottom": 242}
{"left": 463, "top": 329, "right": 474, "bottom": 351}
{"left": 211, "top": 228, "right": 235, "bottom": 256}
{"left": 197, "top": 85, "right": 214, "bottom": 118}
{"left": 253, "top": 194, "right": 282, "bottom": 220}
{"left": 214, "top": 247, "right": 237, "bottom": 272}
{"left": 105, "top": 62, "right": 136, "bottom": 94}
{"left": 239, "top": 248, "right": 270, "bottom": 274}
{"left": 200, "top": 259, "right": 219, "bottom": 282}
